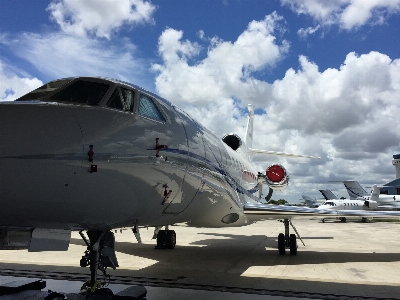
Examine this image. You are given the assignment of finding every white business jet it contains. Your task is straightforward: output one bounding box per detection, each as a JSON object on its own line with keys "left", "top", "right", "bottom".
{"left": 341, "top": 180, "right": 400, "bottom": 208}
{"left": 2, "top": 77, "right": 400, "bottom": 291}
{"left": 317, "top": 198, "right": 378, "bottom": 222}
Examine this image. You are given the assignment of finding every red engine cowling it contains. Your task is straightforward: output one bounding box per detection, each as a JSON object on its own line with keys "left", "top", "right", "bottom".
{"left": 264, "top": 164, "right": 289, "bottom": 191}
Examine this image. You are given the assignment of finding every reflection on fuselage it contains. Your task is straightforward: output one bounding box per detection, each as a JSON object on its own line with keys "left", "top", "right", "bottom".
{"left": 0, "top": 77, "right": 261, "bottom": 230}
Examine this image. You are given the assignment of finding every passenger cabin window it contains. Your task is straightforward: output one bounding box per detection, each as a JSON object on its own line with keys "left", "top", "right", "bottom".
{"left": 138, "top": 94, "right": 166, "bottom": 122}
{"left": 107, "top": 87, "right": 134, "bottom": 112}
{"left": 50, "top": 80, "right": 110, "bottom": 105}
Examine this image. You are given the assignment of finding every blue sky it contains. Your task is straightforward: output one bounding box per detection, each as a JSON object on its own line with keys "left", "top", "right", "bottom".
{"left": 1, "top": 0, "right": 400, "bottom": 202}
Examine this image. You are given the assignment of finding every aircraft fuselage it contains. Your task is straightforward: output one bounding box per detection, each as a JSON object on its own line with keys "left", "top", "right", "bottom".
{"left": 0, "top": 77, "right": 260, "bottom": 231}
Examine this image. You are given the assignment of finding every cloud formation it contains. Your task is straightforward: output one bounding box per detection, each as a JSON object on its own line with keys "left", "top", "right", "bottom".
{"left": 0, "top": 61, "right": 42, "bottom": 101}
{"left": 152, "top": 13, "right": 400, "bottom": 199}
{"left": 153, "top": 12, "right": 288, "bottom": 109}
{"left": 297, "top": 25, "right": 320, "bottom": 39}
{"left": 0, "top": 0, "right": 155, "bottom": 89}
{"left": 7, "top": 33, "right": 144, "bottom": 82}
{"left": 47, "top": 0, "right": 156, "bottom": 39}
{"left": 282, "top": 0, "right": 400, "bottom": 29}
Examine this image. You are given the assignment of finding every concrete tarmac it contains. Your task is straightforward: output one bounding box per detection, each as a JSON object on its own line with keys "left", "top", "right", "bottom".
{"left": 0, "top": 217, "right": 399, "bottom": 299}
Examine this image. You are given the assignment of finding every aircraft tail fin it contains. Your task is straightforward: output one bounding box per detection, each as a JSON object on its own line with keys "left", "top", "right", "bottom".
{"left": 245, "top": 104, "right": 254, "bottom": 150}
{"left": 245, "top": 104, "right": 319, "bottom": 159}
{"left": 370, "top": 185, "right": 381, "bottom": 202}
{"left": 301, "top": 195, "right": 314, "bottom": 201}
{"left": 342, "top": 180, "right": 369, "bottom": 199}
{"left": 319, "top": 189, "right": 337, "bottom": 200}
{"left": 302, "top": 195, "right": 319, "bottom": 207}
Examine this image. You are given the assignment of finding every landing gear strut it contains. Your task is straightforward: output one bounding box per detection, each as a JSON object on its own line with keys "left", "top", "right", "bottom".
{"left": 277, "top": 218, "right": 305, "bottom": 255}
{"left": 154, "top": 225, "right": 176, "bottom": 249}
{"left": 79, "top": 230, "right": 119, "bottom": 294}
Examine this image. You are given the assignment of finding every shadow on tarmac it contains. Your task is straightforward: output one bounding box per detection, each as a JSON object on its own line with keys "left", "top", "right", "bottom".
{"left": 0, "top": 228, "right": 399, "bottom": 299}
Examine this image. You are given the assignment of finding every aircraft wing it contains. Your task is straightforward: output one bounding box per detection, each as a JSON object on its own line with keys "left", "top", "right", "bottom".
{"left": 248, "top": 149, "right": 320, "bottom": 159}
{"left": 243, "top": 203, "right": 400, "bottom": 218}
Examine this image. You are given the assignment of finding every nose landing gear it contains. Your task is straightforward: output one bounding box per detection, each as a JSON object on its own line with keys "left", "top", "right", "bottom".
{"left": 79, "top": 230, "right": 119, "bottom": 294}
{"left": 277, "top": 218, "right": 305, "bottom": 255}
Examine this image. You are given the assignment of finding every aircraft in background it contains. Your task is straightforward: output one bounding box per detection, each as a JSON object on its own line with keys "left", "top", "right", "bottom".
{"left": 2, "top": 77, "right": 400, "bottom": 291}
{"left": 319, "top": 189, "right": 337, "bottom": 200}
{"left": 340, "top": 180, "right": 400, "bottom": 208}
{"left": 317, "top": 198, "right": 378, "bottom": 222}
{"left": 301, "top": 195, "right": 320, "bottom": 208}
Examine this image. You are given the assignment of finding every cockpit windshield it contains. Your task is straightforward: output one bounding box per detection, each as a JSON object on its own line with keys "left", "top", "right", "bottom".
{"left": 50, "top": 80, "right": 110, "bottom": 105}
{"left": 16, "top": 79, "right": 72, "bottom": 101}
{"left": 16, "top": 79, "right": 110, "bottom": 105}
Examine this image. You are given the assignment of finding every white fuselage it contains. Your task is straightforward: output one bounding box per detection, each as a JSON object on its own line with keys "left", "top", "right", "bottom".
{"left": 0, "top": 77, "right": 262, "bottom": 231}
{"left": 357, "top": 194, "right": 400, "bottom": 207}
{"left": 317, "top": 199, "right": 378, "bottom": 211}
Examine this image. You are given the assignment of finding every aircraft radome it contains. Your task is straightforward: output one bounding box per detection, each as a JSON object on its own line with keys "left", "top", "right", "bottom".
{"left": 2, "top": 77, "right": 400, "bottom": 291}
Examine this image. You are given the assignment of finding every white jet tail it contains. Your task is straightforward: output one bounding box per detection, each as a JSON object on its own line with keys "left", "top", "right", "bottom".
{"left": 370, "top": 185, "right": 381, "bottom": 202}
{"left": 245, "top": 104, "right": 254, "bottom": 152}
{"left": 245, "top": 104, "right": 319, "bottom": 159}
{"left": 245, "top": 104, "right": 320, "bottom": 158}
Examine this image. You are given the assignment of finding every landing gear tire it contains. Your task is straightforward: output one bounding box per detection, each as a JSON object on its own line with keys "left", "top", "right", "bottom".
{"left": 289, "top": 234, "right": 297, "bottom": 255}
{"left": 340, "top": 217, "right": 347, "bottom": 222}
{"left": 156, "top": 230, "right": 167, "bottom": 248}
{"left": 166, "top": 230, "right": 176, "bottom": 249}
{"left": 156, "top": 229, "right": 176, "bottom": 249}
{"left": 278, "top": 233, "right": 285, "bottom": 255}
{"left": 362, "top": 217, "right": 367, "bottom": 223}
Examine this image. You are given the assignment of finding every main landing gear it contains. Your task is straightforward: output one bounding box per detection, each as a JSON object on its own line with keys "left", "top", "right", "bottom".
{"left": 277, "top": 219, "right": 305, "bottom": 255}
{"left": 79, "top": 230, "right": 119, "bottom": 294}
{"left": 153, "top": 225, "right": 176, "bottom": 249}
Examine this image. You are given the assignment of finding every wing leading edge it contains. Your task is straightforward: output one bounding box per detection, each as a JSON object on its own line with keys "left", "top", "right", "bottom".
{"left": 244, "top": 203, "right": 400, "bottom": 218}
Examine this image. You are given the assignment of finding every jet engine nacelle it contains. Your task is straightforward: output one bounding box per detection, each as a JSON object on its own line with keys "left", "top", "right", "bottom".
{"left": 263, "top": 164, "right": 289, "bottom": 191}
{"left": 363, "top": 200, "right": 378, "bottom": 210}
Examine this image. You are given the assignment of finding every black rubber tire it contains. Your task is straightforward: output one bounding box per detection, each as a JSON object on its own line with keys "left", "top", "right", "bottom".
{"left": 166, "top": 230, "right": 176, "bottom": 249}
{"left": 289, "top": 234, "right": 297, "bottom": 255}
{"left": 93, "top": 288, "right": 113, "bottom": 296}
{"left": 156, "top": 230, "right": 167, "bottom": 247}
{"left": 341, "top": 217, "right": 347, "bottom": 222}
{"left": 362, "top": 217, "right": 367, "bottom": 223}
{"left": 278, "top": 233, "right": 285, "bottom": 255}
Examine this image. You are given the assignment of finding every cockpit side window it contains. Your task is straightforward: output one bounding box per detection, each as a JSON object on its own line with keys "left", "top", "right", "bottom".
{"left": 50, "top": 80, "right": 110, "bottom": 105}
{"left": 106, "top": 87, "right": 135, "bottom": 112}
{"left": 138, "top": 94, "right": 166, "bottom": 122}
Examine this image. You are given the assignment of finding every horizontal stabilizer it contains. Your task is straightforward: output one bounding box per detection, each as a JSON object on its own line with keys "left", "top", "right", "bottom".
{"left": 248, "top": 148, "right": 320, "bottom": 159}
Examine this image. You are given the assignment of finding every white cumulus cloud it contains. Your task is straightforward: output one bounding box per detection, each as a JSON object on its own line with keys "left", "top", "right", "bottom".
{"left": 0, "top": 61, "right": 43, "bottom": 101}
{"left": 47, "top": 0, "right": 156, "bottom": 39}
{"left": 152, "top": 12, "right": 288, "bottom": 110}
{"left": 282, "top": 0, "right": 400, "bottom": 29}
